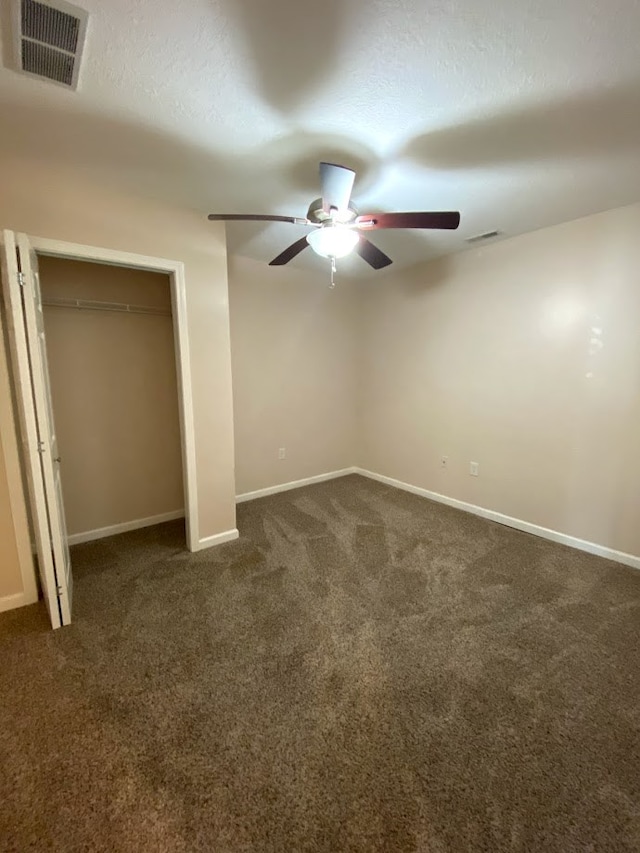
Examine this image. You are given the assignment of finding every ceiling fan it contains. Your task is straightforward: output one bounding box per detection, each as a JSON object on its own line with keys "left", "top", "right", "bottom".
{"left": 208, "top": 162, "right": 460, "bottom": 279}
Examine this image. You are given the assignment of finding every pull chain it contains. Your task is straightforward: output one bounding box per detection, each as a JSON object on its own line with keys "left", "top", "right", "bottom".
{"left": 330, "top": 256, "right": 336, "bottom": 289}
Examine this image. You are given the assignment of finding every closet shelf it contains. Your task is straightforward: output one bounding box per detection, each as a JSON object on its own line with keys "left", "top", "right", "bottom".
{"left": 42, "top": 297, "right": 171, "bottom": 317}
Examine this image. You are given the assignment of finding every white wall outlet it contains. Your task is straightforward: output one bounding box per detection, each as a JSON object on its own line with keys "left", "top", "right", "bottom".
{"left": 441, "top": 455, "right": 448, "bottom": 468}
{"left": 278, "top": 447, "right": 286, "bottom": 460}
{"left": 469, "top": 461, "right": 479, "bottom": 476}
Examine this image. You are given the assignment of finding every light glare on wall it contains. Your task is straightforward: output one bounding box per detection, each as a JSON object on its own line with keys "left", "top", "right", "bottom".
{"left": 542, "top": 295, "right": 586, "bottom": 334}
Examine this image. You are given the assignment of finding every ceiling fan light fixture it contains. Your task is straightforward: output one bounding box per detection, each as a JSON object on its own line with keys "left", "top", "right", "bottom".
{"left": 306, "top": 225, "right": 359, "bottom": 259}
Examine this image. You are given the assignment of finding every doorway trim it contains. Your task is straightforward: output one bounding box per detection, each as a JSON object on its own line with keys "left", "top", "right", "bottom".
{"left": 0, "top": 307, "right": 39, "bottom": 612}
{"left": 29, "top": 236, "right": 199, "bottom": 551}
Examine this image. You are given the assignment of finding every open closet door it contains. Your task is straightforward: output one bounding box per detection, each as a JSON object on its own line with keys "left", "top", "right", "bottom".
{"left": 1, "top": 231, "right": 72, "bottom": 628}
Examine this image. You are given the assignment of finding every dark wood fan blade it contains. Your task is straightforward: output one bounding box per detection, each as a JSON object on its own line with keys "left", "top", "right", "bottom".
{"left": 320, "top": 162, "right": 356, "bottom": 213}
{"left": 355, "top": 236, "right": 393, "bottom": 269}
{"left": 269, "top": 236, "right": 310, "bottom": 266}
{"left": 356, "top": 211, "right": 460, "bottom": 230}
{"left": 208, "top": 214, "right": 309, "bottom": 224}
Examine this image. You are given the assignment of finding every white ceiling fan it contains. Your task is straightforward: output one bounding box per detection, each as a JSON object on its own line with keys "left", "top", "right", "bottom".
{"left": 209, "top": 162, "right": 461, "bottom": 282}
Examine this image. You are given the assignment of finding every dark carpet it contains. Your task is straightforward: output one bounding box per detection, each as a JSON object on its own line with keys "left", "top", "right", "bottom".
{"left": 1, "top": 474, "right": 639, "bottom": 852}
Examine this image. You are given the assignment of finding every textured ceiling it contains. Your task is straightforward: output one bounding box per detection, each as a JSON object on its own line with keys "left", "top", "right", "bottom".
{"left": 1, "top": 0, "right": 640, "bottom": 277}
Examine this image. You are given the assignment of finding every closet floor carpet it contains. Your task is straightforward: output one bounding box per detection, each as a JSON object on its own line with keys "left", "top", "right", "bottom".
{"left": 1, "top": 474, "right": 639, "bottom": 853}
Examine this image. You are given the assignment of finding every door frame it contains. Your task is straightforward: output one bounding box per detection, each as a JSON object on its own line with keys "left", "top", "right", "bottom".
{"left": 29, "top": 235, "right": 199, "bottom": 552}
{"left": 0, "top": 300, "right": 39, "bottom": 613}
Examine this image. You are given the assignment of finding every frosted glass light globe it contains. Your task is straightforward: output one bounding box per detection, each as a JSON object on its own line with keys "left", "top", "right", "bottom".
{"left": 306, "top": 226, "right": 359, "bottom": 259}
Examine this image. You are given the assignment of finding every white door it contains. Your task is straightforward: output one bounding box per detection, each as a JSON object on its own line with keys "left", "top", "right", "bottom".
{"left": 1, "top": 230, "right": 72, "bottom": 628}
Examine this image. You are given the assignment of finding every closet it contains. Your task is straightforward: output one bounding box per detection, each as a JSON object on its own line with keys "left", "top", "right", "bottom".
{"left": 38, "top": 256, "right": 184, "bottom": 546}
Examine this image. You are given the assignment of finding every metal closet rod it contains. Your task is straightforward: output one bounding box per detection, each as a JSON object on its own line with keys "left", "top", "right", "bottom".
{"left": 42, "top": 297, "right": 171, "bottom": 317}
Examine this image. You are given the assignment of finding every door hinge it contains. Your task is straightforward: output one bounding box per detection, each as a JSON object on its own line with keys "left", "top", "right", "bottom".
{"left": 17, "top": 271, "right": 26, "bottom": 287}
{"left": 37, "top": 440, "right": 45, "bottom": 455}
{"left": 56, "top": 586, "right": 64, "bottom": 598}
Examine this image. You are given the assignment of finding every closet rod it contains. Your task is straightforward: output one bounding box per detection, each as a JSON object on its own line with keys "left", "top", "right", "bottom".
{"left": 42, "top": 297, "right": 171, "bottom": 317}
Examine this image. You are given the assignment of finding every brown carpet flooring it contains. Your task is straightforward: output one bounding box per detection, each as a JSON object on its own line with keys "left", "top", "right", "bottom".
{"left": 1, "top": 474, "right": 639, "bottom": 852}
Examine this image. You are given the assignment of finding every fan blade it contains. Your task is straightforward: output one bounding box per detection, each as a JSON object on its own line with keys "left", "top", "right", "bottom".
{"left": 355, "top": 236, "right": 393, "bottom": 270}
{"left": 356, "top": 211, "right": 460, "bottom": 230}
{"left": 208, "top": 214, "right": 309, "bottom": 225}
{"left": 320, "top": 162, "right": 356, "bottom": 213}
{"left": 269, "top": 236, "right": 310, "bottom": 266}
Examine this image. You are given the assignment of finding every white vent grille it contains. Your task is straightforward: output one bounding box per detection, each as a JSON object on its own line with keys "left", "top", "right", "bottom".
{"left": 10, "top": 0, "right": 88, "bottom": 89}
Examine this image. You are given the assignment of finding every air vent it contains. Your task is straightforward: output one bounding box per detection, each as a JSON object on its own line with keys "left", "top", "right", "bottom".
{"left": 10, "top": 0, "right": 88, "bottom": 89}
{"left": 466, "top": 230, "right": 501, "bottom": 244}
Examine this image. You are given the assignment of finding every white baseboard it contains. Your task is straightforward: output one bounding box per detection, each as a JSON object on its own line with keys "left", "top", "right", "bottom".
{"left": 0, "top": 589, "right": 39, "bottom": 614}
{"left": 195, "top": 528, "right": 239, "bottom": 551}
{"left": 355, "top": 468, "right": 640, "bottom": 571}
{"left": 67, "top": 510, "right": 185, "bottom": 546}
{"left": 236, "top": 467, "right": 357, "bottom": 504}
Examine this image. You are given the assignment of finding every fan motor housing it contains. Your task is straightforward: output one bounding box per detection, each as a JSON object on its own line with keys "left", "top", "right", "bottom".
{"left": 306, "top": 198, "right": 358, "bottom": 225}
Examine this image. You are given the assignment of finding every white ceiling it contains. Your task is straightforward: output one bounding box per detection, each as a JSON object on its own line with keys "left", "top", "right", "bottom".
{"left": 1, "top": 0, "right": 640, "bottom": 277}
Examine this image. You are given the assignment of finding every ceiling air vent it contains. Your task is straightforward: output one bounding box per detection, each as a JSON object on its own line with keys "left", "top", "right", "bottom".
{"left": 11, "top": 0, "right": 88, "bottom": 89}
{"left": 466, "top": 230, "right": 501, "bottom": 244}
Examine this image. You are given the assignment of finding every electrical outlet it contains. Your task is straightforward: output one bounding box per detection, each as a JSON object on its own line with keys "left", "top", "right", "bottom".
{"left": 441, "top": 455, "right": 448, "bottom": 468}
{"left": 469, "top": 461, "right": 479, "bottom": 477}
{"left": 278, "top": 447, "right": 286, "bottom": 460}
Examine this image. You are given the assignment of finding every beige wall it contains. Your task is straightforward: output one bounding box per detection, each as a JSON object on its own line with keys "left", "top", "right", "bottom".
{"left": 0, "top": 155, "right": 236, "bottom": 569}
{"left": 0, "top": 435, "right": 22, "bottom": 598}
{"left": 39, "top": 257, "right": 183, "bottom": 536}
{"left": 360, "top": 203, "right": 640, "bottom": 557}
{"left": 229, "top": 255, "right": 358, "bottom": 495}
{"left": 0, "top": 308, "right": 37, "bottom": 607}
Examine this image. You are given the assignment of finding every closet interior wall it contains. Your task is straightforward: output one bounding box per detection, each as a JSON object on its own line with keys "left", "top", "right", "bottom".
{"left": 38, "top": 256, "right": 184, "bottom": 541}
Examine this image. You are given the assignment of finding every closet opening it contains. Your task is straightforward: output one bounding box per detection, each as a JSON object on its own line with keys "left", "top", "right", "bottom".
{"left": 37, "top": 253, "right": 189, "bottom": 553}
{"left": 35, "top": 254, "right": 182, "bottom": 554}
{"left": 34, "top": 236, "right": 199, "bottom": 566}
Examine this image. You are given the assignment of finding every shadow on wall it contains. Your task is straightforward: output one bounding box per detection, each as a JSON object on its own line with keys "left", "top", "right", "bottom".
{"left": 400, "top": 79, "right": 640, "bottom": 170}
{"left": 213, "top": 0, "right": 357, "bottom": 114}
